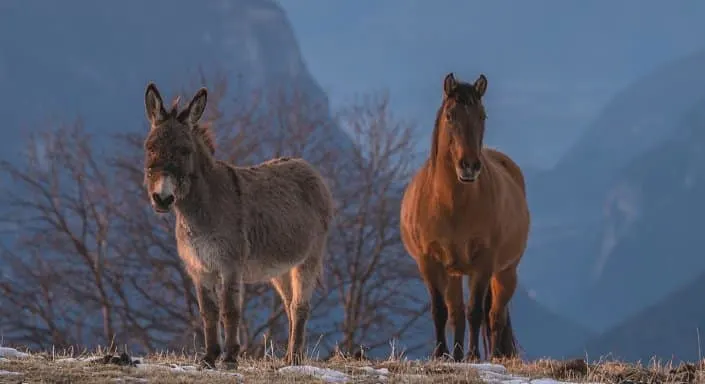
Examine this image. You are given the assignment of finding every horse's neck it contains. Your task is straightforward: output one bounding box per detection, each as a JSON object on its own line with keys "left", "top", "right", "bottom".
{"left": 429, "top": 159, "right": 479, "bottom": 208}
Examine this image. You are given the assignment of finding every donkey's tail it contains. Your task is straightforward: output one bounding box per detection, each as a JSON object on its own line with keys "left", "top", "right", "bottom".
{"left": 315, "top": 274, "right": 327, "bottom": 293}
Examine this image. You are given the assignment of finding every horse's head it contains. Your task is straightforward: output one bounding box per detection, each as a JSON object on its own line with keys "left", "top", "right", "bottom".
{"left": 143, "top": 82, "right": 208, "bottom": 213}
{"left": 435, "top": 72, "right": 488, "bottom": 183}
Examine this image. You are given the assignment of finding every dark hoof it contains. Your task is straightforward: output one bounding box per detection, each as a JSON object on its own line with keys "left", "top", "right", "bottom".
{"left": 218, "top": 359, "right": 238, "bottom": 371}
{"left": 199, "top": 356, "right": 217, "bottom": 370}
{"left": 432, "top": 346, "right": 450, "bottom": 360}
{"left": 463, "top": 354, "right": 481, "bottom": 363}
{"left": 284, "top": 353, "right": 304, "bottom": 366}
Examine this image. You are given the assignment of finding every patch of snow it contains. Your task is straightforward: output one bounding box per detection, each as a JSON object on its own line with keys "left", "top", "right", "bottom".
{"left": 134, "top": 362, "right": 242, "bottom": 379}
{"left": 442, "top": 362, "right": 508, "bottom": 374}
{"left": 112, "top": 377, "right": 147, "bottom": 383}
{"left": 279, "top": 365, "right": 350, "bottom": 383}
{"left": 0, "top": 347, "right": 29, "bottom": 359}
{"left": 357, "top": 366, "right": 389, "bottom": 381}
{"left": 0, "top": 369, "right": 21, "bottom": 375}
{"left": 359, "top": 366, "right": 390, "bottom": 375}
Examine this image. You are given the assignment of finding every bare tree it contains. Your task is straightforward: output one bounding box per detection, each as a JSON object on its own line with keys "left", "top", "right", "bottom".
{"left": 0, "top": 123, "right": 120, "bottom": 349}
{"left": 315, "top": 93, "right": 429, "bottom": 358}
{"left": 0, "top": 75, "right": 428, "bottom": 359}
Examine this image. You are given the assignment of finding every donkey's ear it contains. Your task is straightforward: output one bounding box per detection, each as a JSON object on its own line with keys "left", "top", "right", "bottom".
{"left": 473, "top": 74, "right": 488, "bottom": 98}
{"left": 181, "top": 87, "right": 208, "bottom": 125}
{"left": 145, "top": 82, "right": 167, "bottom": 125}
{"left": 443, "top": 73, "right": 457, "bottom": 97}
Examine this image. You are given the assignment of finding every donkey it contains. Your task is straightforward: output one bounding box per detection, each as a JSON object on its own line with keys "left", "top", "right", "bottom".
{"left": 142, "top": 83, "right": 334, "bottom": 369}
{"left": 400, "top": 73, "right": 530, "bottom": 362}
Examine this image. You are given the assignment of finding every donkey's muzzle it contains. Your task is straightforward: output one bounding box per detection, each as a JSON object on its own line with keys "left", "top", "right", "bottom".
{"left": 151, "top": 193, "right": 175, "bottom": 212}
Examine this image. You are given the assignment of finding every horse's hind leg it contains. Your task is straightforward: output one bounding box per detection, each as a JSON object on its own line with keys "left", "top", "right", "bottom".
{"left": 417, "top": 256, "right": 451, "bottom": 360}
{"left": 489, "top": 266, "right": 518, "bottom": 359}
{"left": 465, "top": 270, "right": 491, "bottom": 362}
{"left": 286, "top": 246, "right": 323, "bottom": 365}
{"left": 445, "top": 275, "right": 465, "bottom": 362}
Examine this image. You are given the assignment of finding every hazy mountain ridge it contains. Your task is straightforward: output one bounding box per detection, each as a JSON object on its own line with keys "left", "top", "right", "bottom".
{"left": 562, "top": 96, "right": 705, "bottom": 336}
{"left": 521, "top": 50, "right": 705, "bottom": 336}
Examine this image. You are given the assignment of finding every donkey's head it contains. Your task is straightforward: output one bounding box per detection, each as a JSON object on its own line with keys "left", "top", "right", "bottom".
{"left": 435, "top": 73, "right": 488, "bottom": 183}
{"left": 143, "top": 83, "right": 208, "bottom": 213}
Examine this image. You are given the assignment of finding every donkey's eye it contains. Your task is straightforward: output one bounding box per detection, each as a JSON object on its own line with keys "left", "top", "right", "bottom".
{"left": 178, "top": 147, "right": 191, "bottom": 156}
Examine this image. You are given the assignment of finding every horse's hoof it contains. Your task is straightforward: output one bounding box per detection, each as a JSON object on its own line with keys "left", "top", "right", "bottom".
{"left": 432, "top": 347, "right": 451, "bottom": 361}
{"left": 198, "top": 355, "right": 219, "bottom": 370}
{"left": 463, "top": 354, "right": 481, "bottom": 363}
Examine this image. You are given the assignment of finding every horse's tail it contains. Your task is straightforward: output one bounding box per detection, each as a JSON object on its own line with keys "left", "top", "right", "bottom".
{"left": 483, "top": 286, "right": 520, "bottom": 360}
{"left": 482, "top": 288, "right": 492, "bottom": 359}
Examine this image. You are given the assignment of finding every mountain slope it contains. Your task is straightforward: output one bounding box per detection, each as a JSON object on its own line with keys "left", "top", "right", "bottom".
{"left": 559, "top": 97, "right": 705, "bottom": 332}
{"left": 521, "top": 51, "right": 705, "bottom": 327}
{"left": 0, "top": 0, "right": 351, "bottom": 154}
{"left": 577, "top": 270, "right": 705, "bottom": 363}
{"left": 510, "top": 288, "right": 594, "bottom": 359}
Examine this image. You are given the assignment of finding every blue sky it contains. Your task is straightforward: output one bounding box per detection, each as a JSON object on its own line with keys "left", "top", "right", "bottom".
{"left": 278, "top": 0, "right": 705, "bottom": 167}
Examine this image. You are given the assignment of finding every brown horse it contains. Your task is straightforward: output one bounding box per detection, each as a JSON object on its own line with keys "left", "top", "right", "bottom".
{"left": 142, "top": 83, "right": 334, "bottom": 369}
{"left": 400, "top": 73, "right": 530, "bottom": 362}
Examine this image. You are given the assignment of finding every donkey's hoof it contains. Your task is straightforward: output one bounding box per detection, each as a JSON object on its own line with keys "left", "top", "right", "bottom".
{"left": 284, "top": 354, "right": 304, "bottom": 366}
{"left": 218, "top": 359, "right": 238, "bottom": 371}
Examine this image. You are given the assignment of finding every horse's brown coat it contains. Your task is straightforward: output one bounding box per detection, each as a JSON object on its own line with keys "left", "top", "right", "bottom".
{"left": 400, "top": 73, "right": 530, "bottom": 361}
{"left": 142, "top": 83, "right": 334, "bottom": 369}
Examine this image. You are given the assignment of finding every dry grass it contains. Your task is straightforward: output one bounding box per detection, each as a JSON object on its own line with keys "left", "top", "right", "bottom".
{"left": 501, "top": 357, "right": 705, "bottom": 383}
{"left": 2, "top": 349, "right": 705, "bottom": 384}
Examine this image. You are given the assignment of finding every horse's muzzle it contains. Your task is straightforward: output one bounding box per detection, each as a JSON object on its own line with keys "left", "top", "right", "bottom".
{"left": 457, "top": 159, "right": 481, "bottom": 183}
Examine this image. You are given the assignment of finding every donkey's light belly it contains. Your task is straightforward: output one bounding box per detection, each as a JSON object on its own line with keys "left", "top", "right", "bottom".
{"left": 241, "top": 258, "right": 304, "bottom": 283}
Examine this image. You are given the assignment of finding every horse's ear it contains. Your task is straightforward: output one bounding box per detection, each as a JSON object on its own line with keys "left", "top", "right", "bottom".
{"left": 180, "top": 87, "right": 208, "bottom": 126}
{"left": 145, "top": 82, "right": 167, "bottom": 126}
{"left": 443, "top": 72, "right": 457, "bottom": 97}
{"left": 474, "top": 74, "right": 488, "bottom": 98}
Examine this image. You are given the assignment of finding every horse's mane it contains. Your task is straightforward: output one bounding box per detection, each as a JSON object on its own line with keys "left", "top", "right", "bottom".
{"left": 169, "top": 96, "right": 217, "bottom": 155}
{"left": 429, "top": 82, "right": 486, "bottom": 167}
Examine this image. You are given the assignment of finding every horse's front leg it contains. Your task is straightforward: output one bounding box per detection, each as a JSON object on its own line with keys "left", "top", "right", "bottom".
{"left": 220, "top": 270, "right": 244, "bottom": 369}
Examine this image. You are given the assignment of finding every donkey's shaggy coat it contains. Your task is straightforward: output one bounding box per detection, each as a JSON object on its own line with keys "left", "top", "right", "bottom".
{"left": 143, "top": 83, "right": 334, "bottom": 369}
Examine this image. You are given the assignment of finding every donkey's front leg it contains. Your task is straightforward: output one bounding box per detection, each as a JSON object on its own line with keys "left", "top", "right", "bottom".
{"left": 195, "top": 283, "right": 220, "bottom": 369}
{"left": 220, "top": 271, "right": 244, "bottom": 369}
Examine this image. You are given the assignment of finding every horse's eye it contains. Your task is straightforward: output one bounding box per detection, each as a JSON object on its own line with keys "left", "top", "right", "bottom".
{"left": 178, "top": 147, "right": 191, "bottom": 156}
{"left": 445, "top": 111, "right": 453, "bottom": 121}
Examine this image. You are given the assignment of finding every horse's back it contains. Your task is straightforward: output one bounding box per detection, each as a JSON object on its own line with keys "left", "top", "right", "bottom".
{"left": 483, "top": 148, "right": 530, "bottom": 267}
{"left": 484, "top": 148, "right": 526, "bottom": 197}
{"left": 400, "top": 163, "right": 435, "bottom": 261}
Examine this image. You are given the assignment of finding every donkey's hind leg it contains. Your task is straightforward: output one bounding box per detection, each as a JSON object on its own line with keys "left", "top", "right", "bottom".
{"left": 219, "top": 271, "right": 244, "bottom": 369}
{"left": 271, "top": 274, "right": 293, "bottom": 355}
{"left": 286, "top": 249, "right": 323, "bottom": 365}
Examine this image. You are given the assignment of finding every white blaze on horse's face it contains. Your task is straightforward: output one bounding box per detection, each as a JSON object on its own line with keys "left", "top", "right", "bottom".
{"left": 151, "top": 174, "right": 177, "bottom": 213}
